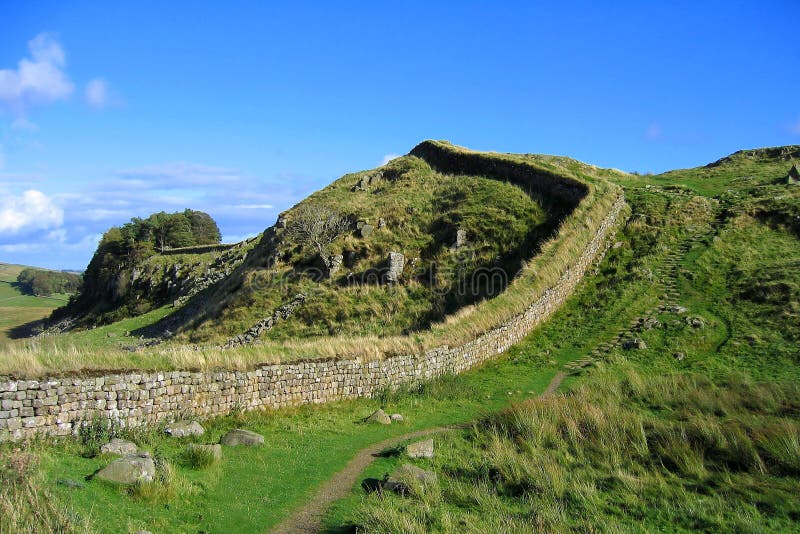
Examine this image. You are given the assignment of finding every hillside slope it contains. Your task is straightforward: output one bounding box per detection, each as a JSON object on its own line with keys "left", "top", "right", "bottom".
{"left": 342, "top": 145, "right": 800, "bottom": 532}
{"left": 0, "top": 264, "right": 74, "bottom": 341}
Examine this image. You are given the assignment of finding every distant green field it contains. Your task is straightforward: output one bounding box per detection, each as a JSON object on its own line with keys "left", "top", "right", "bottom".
{"left": 0, "top": 263, "right": 71, "bottom": 341}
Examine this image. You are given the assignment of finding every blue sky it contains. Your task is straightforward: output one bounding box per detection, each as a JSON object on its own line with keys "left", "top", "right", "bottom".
{"left": 1, "top": 1, "right": 798, "bottom": 270}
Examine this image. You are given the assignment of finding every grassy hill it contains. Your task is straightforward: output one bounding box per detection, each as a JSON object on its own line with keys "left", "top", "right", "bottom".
{"left": 0, "top": 263, "right": 74, "bottom": 342}
{"left": 0, "top": 144, "right": 798, "bottom": 533}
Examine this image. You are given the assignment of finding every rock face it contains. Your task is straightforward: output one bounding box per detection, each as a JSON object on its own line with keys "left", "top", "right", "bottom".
{"left": 455, "top": 229, "right": 468, "bottom": 248}
{"left": 326, "top": 254, "right": 344, "bottom": 278}
{"left": 165, "top": 420, "right": 205, "bottom": 437}
{"left": 187, "top": 443, "right": 222, "bottom": 460}
{"left": 366, "top": 409, "right": 392, "bottom": 425}
{"left": 673, "top": 352, "right": 686, "bottom": 361}
{"left": 222, "top": 293, "right": 306, "bottom": 348}
{"left": 788, "top": 164, "right": 799, "bottom": 184}
{"left": 406, "top": 438, "right": 434, "bottom": 459}
{"left": 359, "top": 224, "right": 374, "bottom": 238}
{"left": 687, "top": 316, "right": 705, "bottom": 328}
{"left": 390, "top": 413, "right": 404, "bottom": 422}
{"left": 623, "top": 338, "right": 647, "bottom": 350}
{"left": 382, "top": 463, "right": 437, "bottom": 494}
{"left": 220, "top": 429, "right": 264, "bottom": 446}
{"left": 95, "top": 454, "right": 155, "bottom": 485}
{"left": 100, "top": 438, "right": 138, "bottom": 456}
{"left": 386, "top": 252, "right": 405, "bottom": 284}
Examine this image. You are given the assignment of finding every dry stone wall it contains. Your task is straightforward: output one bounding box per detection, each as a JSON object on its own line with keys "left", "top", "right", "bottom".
{"left": 0, "top": 195, "right": 624, "bottom": 442}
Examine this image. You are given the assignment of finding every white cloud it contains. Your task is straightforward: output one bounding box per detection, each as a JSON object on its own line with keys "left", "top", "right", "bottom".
{"left": 381, "top": 153, "right": 401, "bottom": 166}
{"left": 0, "top": 189, "right": 63, "bottom": 234}
{"left": 643, "top": 122, "right": 663, "bottom": 141}
{"left": 85, "top": 78, "right": 109, "bottom": 108}
{"left": 0, "top": 33, "right": 74, "bottom": 115}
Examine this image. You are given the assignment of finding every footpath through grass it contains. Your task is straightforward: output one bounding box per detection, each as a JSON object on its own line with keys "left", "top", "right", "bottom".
{"left": 331, "top": 153, "right": 800, "bottom": 532}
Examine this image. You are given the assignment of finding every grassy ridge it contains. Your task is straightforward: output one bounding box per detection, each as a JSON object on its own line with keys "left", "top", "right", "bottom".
{"left": 0, "top": 142, "right": 621, "bottom": 375}
{"left": 335, "top": 149, "right": 800, "bottom": 532}
{"left": 1, "top": 146, "right": 798, "bottom": 532}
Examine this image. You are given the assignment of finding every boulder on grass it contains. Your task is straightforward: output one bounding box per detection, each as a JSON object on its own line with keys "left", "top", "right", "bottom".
{"left": 365, "top": 409, "right": 391, "bottom": 425}
{"left": 382, "top": 463, "right": 437, "bottom": 494}
{"left": 95, "top": 454, "right": 155, "bottom": 485}
{"left": 623, "top": 338, "right": 647, "bottom": 350}
{"left": 406, "top": 438, "right": 434, "bottom": 459}
{"left": 220, "top": 429, "right": 265, "bottom": 446}
{"left": 100, "top": 438, "right": 138, "bottom": 456}
{"left": 165, "top": 420, "right": 205, "bottom": 437}
{"left": 390, "top": 413, "right": 404, "bottom": 422}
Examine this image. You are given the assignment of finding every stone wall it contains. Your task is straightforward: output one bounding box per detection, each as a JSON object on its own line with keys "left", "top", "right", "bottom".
{"left": 0, "top": 195, "right": 625, "bottom": 442}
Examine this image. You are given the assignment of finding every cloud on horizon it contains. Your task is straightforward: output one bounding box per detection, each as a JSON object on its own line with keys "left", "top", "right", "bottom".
{"left": 0, "top": 189, "right": 63, "bottom": 237}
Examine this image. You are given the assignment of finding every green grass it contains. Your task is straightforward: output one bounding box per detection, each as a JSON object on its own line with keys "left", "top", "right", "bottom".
{"left": 0, "top": 263, "right": 72, "bottom": 341}
{"left": 3, "top": 145, "right": 798, "bottom": 533}
{"left": 325, "top": 148, "right": 800, "bottom": 532}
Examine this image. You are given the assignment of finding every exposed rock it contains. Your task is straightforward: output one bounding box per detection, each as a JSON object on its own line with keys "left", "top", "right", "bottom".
{"left": 359, "top": 224, "right": 374, "bottom": 238}
{"left": 406, "top": 438, "right": 434, "bottom": 459}
{"left": 165, "top": 420, "right": 205, "bottom": 437}
{"left": 623, "top": 338, "right": 647, "bottom": 350}
{"left": 378, "top": 217, "right": 386, "bottom": 229}
{"left": 613, "top": 241, "right": 624, "bottom": 249}
{"left": 326, "top": 254, "right": 344, "bottom": 278}
{"left": 222, "top": 293, "right": 306, "bottom": 348}
{"left": 455, "top": 229, "right": 468, "bottom": 248}
{"left": 95, "top": 454, "right": 155, "bottom": 485}
{"left": 187, "top": 443, "right": 222, "bottom": 460}
{"left": 637, "top": 317, "right": 661, "bottom": 331}
{"left": 687, "top": 316, "right": 705, "bottom": 328}
{"left": 390, "top": 413, "right": 404, "bottom": 422}
{"left": 788, "top": 164, "right": 799, "bottom": 184}
{"left": 100, "top": 438, "right": 138, "bottom": 456}
{"left": 220, "top": 429, "right": 265, "bottom": 446}
{"left": 365, "top": 409, "right": 391, "bottom": 425}
{"left": 382, "top": 463, "right": 437, "bottom": 494}
{"left": 673, "top": 352, "right": 686, "bottom": 361}
{"left": 667, "top": 305, "right": 688, "bottom": 314}
{"left": 276, "top": 214, "right": 287, "bottom": 228}
{"left": 386, "top": 252, "right": 405, "bottom": 284}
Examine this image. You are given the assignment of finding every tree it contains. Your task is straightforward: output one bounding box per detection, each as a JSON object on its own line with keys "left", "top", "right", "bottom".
{"left": 286, "top": 204, "right": 350, "bottom": 259}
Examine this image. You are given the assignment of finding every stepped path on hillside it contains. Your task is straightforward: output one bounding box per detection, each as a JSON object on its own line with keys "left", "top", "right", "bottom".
{"left": 272, "top": 187, "right": 716, "bottom": 534}
{"left": 271, "top": 370, "right": 568, "bottom": 534}
{"left": 563, "top": 187, "right": 719, "bottom": 373}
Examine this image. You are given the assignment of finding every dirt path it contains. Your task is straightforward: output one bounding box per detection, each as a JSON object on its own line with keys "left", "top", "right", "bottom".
{"left": 270, "top": 371, "right": 567, "bottom": 534}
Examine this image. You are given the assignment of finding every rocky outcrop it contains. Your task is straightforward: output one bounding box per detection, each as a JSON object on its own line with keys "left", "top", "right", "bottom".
{"left": 220, "top": 429, "right": 264, "bottom": 446}
{"left": 100, "top": 438, "right": 138, "bottom": 456}
{"left": 94, "top": 454, "right": 155, "bottom": 485}
{"left": 222, "top": 293, "right": 306, "bottom": 349}
{"left": 406, "top": 438, "right": 434, "bottom": 459}
{"left": 385, "top": 252, "right": 405, "bottom": 284}
{"left": 165, "top": 420, "right": 205, "bottom": 437}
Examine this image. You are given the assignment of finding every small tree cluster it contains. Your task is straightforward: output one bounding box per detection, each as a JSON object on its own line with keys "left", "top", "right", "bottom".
{"left": 16, "top": 268, "right": 81, "bottom": 297}
{"left": 118, "top": 209, "right": 221, "bottom": 252}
